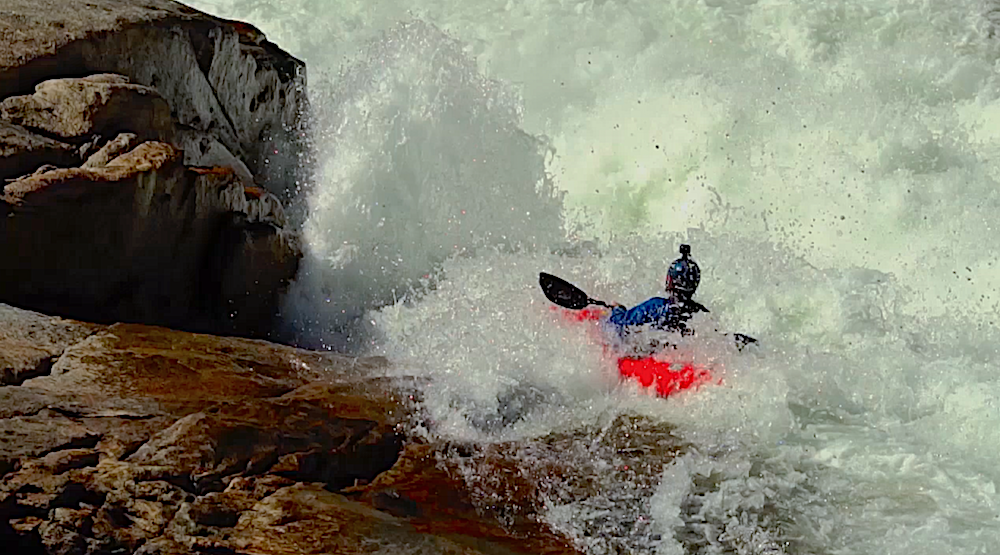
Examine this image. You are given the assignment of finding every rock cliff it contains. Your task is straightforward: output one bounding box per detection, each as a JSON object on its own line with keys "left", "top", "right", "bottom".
{"left": 0, "top": 0, "right": 308, "bottom": 339}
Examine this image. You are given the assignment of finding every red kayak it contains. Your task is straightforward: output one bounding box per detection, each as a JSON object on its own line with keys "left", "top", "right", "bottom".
{"left": 551, "top": 306, "right": 716, "bottom": 398}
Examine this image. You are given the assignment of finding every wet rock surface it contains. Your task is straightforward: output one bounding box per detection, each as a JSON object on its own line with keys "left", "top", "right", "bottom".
{"left": 0, "top": 305, "right": 410, "bottom": 554}
{"left": 2, "top": 304, "right": 696, "bottom": 554}
{"left": 358, "top": 416, "right": 690, "bottom": 555}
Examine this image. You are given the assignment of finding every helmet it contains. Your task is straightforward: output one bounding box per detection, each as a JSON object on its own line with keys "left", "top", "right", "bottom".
{"left": 666, "top": 244, "right": 700, "bottom": 296}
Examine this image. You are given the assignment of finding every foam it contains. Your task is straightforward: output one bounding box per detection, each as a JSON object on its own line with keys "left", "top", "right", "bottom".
{"left": 184, "top": 0, "right": 1000, "bottom": 551}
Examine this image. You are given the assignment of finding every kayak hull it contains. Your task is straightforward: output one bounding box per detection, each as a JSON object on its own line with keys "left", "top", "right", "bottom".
{"left": 551, "top": 306, "right": 715, "bottom": 398}
{"left": 617, "top": 356, "right": 712, "bottom": 398}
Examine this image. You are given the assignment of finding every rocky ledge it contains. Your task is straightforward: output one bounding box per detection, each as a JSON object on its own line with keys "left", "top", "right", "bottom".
{"left": 0, "top": 0, "right": 308, "bottom": 339}
{"left": 0, "top": 304, "right": 690, "bottom": 554}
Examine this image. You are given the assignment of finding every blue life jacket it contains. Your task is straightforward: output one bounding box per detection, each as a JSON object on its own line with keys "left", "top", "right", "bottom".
{"left": 607, "top": 296, "right": 708, "bottom": 337}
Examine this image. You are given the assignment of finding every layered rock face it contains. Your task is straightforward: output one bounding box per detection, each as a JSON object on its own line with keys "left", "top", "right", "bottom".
{"left": 1, "top": 136, "right": 299, "bottom": 337}
{"left": 0, "top": 0, "right": 307, "bottom": 198}
{"left": 0, "top": 0, "right": 308, "bottom": 339}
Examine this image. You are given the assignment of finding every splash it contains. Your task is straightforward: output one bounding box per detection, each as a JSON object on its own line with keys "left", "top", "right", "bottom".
{"left": 550, "top": 304, "right": 717, "bottom": 398}
{"left": 184, "top": 0, "right": 1000, "bottom": 553}
{"left": 277, "top": 21, "right": 565, "bottom": 349}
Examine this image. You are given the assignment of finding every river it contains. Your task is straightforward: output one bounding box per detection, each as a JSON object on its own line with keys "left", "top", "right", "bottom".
{"left": 189, "top": 0, "right": 1000, "bottom": 552}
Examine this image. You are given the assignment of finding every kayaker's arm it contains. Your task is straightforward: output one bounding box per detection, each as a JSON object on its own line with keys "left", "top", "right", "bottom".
{"left": 608, "top": 304, "right": 629, "bottom": 327}
{"left": 609, "top": 298, "right": 669, "bottom": 328}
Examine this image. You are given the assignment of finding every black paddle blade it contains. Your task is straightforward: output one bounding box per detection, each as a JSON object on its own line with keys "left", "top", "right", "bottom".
{"left": 732, "top": 333, "right": 758, "bottom": 351}
{"left": 539, "top": 272, "right": 595, "bottom": 310}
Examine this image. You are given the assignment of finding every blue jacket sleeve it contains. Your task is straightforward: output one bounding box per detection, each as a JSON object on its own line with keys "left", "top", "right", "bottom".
{"left": 608, "top": 297, "right": 670, "bottom": 331}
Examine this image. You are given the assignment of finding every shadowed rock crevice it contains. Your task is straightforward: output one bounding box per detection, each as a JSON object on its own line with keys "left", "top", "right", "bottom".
{"left": 269, "top": 427, "right": 405, "bottom": 490}
{"left": 0, "top": 509, "right": 46, "bottom": 555}
{"left": 4, "top": 354, "right": 53, "bottom": 387}
{"left": 37, "top": 436, "right": 102, "bottom": 459}
{"left": 0, "top": 121, "right": 80, "bottom": 182}
{"left": 121, "top": 400, "right": 406, "bottom": 496}
{"left": 0, "top": 305, "right": 104, "bottom": 386}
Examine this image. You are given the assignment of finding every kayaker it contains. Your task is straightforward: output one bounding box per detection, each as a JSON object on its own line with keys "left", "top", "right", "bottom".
{"left": 607, "top": 244, "right": 709, "bottom": 338}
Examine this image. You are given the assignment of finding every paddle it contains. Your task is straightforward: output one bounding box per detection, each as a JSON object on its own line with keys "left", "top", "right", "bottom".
{"left": 538, "top": 272, "right": 758, "bottom": 349}
{"left": 539, "top": 272, "right": 611, "bottom": 309}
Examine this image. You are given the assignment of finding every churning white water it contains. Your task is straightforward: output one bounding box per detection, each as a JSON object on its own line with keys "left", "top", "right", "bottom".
{"left": 190, "top": 0, "right": 1000, "bottom": 552}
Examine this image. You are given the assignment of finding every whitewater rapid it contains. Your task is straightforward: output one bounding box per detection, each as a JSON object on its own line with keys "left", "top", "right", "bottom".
{"left": 189, "top": 0, "right": 1000, "bottom": 552}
